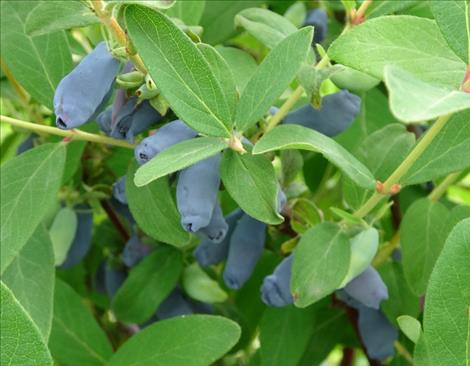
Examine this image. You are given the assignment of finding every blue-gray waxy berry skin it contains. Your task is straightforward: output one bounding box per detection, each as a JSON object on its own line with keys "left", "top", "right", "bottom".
{"left": 176, "top": 154, "right": 221, "bottom": 233}
{"left": 343, "top": 266, "right": 388, "bottom": 309}
{"left": 284, "top": 90, "right": 361, "bottom": 137}
{"left": 156, "top": 288, "right": 194, "bottom": 320}
{"left": 223, "top": 214, "right": 266, "bottom": 290}
{"left": 112, "top": 176, "right": 127, "bottom": 205}
{"left": 193, "top": 209, "right": 243, "bottom": 268}
{"left": 105, "top": 263, "right": 127, "bottom": 299}
{"left": 54, "top": 42, "right": 120, "bottom": 129}
{"left": 261, "top": 254, "right": 293, "bottom": 307}
{"left": 110, "top": 97, "right": 161, "bottom": 143}
{"left": 122, "top": 234, "right": 150, "bottom": 267}
{"left": 358, "top": 305, "right": 398, "bottom": 361}
{"left": 199, "top": 203, "right": 229, "bottom": 243}
{"left": 16, "top": 134, "right": 37, "bottom": 155}
{"left": 134, "top": 119, "right": 197, "bottom": 165}
{"left": 61, "top": 204, "right": 93, "bottom": 269}
{"left": 97, "top": 107, "right": 112, "bottom": 135}
{"left": 304, "top": 8, "right": 328, "bottom": 44}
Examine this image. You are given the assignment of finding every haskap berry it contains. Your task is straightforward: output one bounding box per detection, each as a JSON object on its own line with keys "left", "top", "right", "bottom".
{"left": 61, "top": 204, "right": 93, "bottom": 269}
{"left": 97, "top": 107, "right": 112, "bottom": 135}
{"left": 223, "top": 214, "right": 266, "bottom": 290}
{"left": 199, "top": 203, "right": 229, "bottom": 243}
{"left": 261, "top": 254, "right": 293, "bottom": 307}
{"left": 343, "top": 266, "right": 389, "bottom": 309}
{"left": 134, "top": 119, "right": 197, "bottom": 165}
{"left": 283, "top": 90, "right": 361, "bottom": 136}
{"left": 122, "top": 234, "right": 150, "bottom": 267}
{"left": 112, "top": 176, "right": 127, "bottom": 205}
{"left": 176, "top": 154, "right": 221, "bottom": 233}
{"left": 104, "top": 262, "right": 127, "bottom": 299}
{"left": 155, "top": 288, "right": 194, "bottom": 320}
{"left": 193, "top": 208, "right": 243, "bottom": 268}
{"left": 16, "top": 134, "right": 37, "bottom": 155}
{"left": 358, "top": 305, "right": 398, "bottom": 361}
{"left": 304, "top": 8, "right": 328, "bottom": 44}
{"left": 54, "top": 42, "right": 120, "bottom": 129}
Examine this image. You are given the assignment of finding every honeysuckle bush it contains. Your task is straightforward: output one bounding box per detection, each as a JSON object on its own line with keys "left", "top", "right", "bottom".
{"left": 1, "top": 0, "right": 469, "bottom": 365}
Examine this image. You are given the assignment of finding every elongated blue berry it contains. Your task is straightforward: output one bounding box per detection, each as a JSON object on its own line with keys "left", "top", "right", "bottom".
{"left": 277, "top": 188, "right": 287, "bottom": 213}
{"left": 176, "top": 154, "right": 221, "bottom": 233}
{"left": 261, "top": 254, "right": 293, "bottom": 307}
{"left": 110, "top": 198, "right": 135, "bottom": 225}
{"left": 122, "top": 234, "right": 150, "bottom": 267}
{"left": 54, "top": 42, "right": 120, "bottom": 129}
{"left": 284, "top": 90, "right": 361, "bottom": 136}
{"left": 16, "top": 134, "right": 37, "bottom": 155}
{"left": 156, "top": 288, "right": 194, "bottom": 320}
{"left": 223, "top": 214, "right": 266, "bottom": 289}
{"left": 358, "top": 305, "right": 398, "bottom": 361}
{"left": 105, "top": 262, "right": 127, "bottom": 298}
{"left": 304, "top": 9, "right": 328, "bottom": 44}
{"left": 134, "top": 119, "right": 197, "bottom": 165}
{"left": 193, "top": 209, "right": 243, "bottom": 268}
{"left": 343, "top": 266, "right": 388, "bottom": 309}
{"left": 97, "top": 107, "right": 112, "bottom": 135}
{"left": 61, "top": 204, "right": 93, "bottom": 269}
{"left": 199, "top": 203, "right": 228, "bottom": 243}
{"left": 112, "top": 176, "right": 127, "bottom": 205}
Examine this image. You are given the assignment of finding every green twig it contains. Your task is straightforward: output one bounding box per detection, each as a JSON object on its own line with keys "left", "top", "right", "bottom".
{"left": 428, "top": 171, "right": 462, "bottom": 202}
{"left": 0, "top": 115, "right": 135, "bottom": 149}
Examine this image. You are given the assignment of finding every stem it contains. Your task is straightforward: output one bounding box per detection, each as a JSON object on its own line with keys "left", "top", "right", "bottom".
{"left": 372, "top": 231, "right": 400, "bottom": 267}
{"left": 100, "top": 200, "right": 130, "bottom": 242}
{"left": 428, "top": 171, "right": 462, "bottom": 202}
{"left": 354, "top": 114, "right": 452, "bottom": 219}
{"left": 354, "top": 0, "right": 373, "bottom": 22}
{"left": 1, "top": 115, "right": 135, "bottom": 149}
{"left": 90, "top": 0, "right": 147, "bottom": 73}
{"left": 394, "top": 341, "right": 414, "bottom": 364}
{"left": 264, "top": 86, "right": 304, "bottom": 133}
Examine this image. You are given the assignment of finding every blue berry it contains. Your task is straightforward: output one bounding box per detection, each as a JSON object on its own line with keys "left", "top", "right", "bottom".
{"left": 16, "top": 134, "right": 37, "bottom": 155}
{"left": 199, "top": 203, "right": 228, "bottom": 243}
{"left": 223, "top": 214, "right": 266, "bottom": 289}
{"left": 96, "top": 107, "right": 112, "bottom": 135}
{"left": 122, "top": 234, "right": 150, "bottom": 267}
{"left": 343, "top": 266, "right": 388, "bottom": 309}
{"left": 260, "top": 254, "right": 293, "bottom": 307}
{"left": 112, "top": 176, "right": 127, "bottom": 205}
{"left": 304, "top": 9, "right": 328, "bottom": 44}
{"left": 283, "top": 90, "right": 361, "bottom": 136}
{"left": 104, "top": 262, "right": 127, "bottom": 299}
{"left": 156, "top": 288, "right": 194, "bottom": 320}
{"left": 54, "top": 42, "right": 120, "bottom": 129}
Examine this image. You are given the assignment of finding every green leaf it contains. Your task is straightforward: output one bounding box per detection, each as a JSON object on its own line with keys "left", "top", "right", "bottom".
{"left": 1, "top": 143, "right": 66, "bottom": 274}
{"left": 25, "top": 0, "right": 99, "bottom": 36}
{"left": 415, "top": 218, "right": 470, "bottom": 366}
{"left": 379, "top": 261, "right": 421, "bottom": 325}
{"left": 284, "top": 2, "right": 307, "bottom": 28}
{"left": 235, "top": 8, "right": 297, "bottom": 49}
{"left": 108, "top": 0, "right": 176, "bottom": 11}
{"left": 329, "top": 15, "right": 467, "bottom": 89}
{"left": 220, "top": 150, "right": 283, "bottom": 225}
{"left": 2, "top": 225, "right": 54, "bottom": 341}
{"left": 259, "top": 305, "right": 316, "bottom": 366}
{"left": 253, "top": 125, "right": 376, "bottom": 190}
{"left": 134, "top": 137, "right": 227, "bottom": 186}
{"left": 292, "top": 222, "right": 350, "bottom": 307}
{"left": 63, "top": 141, "right": 86, "bottom": 183}
{"left": 166, "top": 0, "right": 206, "bottom": 25}
{"left": 125, "top": 5, "right": 232, "bottom": 137}
{"left": 49, "top": 279, "right": 113, "bottom": 366}
{"left": 298, "top": 64, "right": 343, "bottom": 107}
{"left": 330, "top": 65, "right": 380, "bottom": 93}
{"left": 183, "top": 263, "right": 228, "bottom": 303}
{"left": 280, "top": 149, "right": 303, "bottom": 185}
{"left": 0, "top": 281, "right": 53, "bottom": 366}
{"left": 430, "top": 0, "right": 469, "bottom": 63}
{"left": 366, "top": 1, "right": 421, "bottom": 18}
{"left": 127, "top": 162, "right": 190, "bottom": 247}
{"left": 402, "top": 110, "right": 470, "bottom": 185}
{"left": 400, "top": 198, "right": 450, "bottom": 295}
{"left": 0, "top": 1, "right": 73, "bottom": 108}
{"left": 107, "top": 315, "right": 241, "bottom": 366}
{"left": 397, "top": 315, "right": 422, "bottom": 344}
{"left": 112, "top": 246, "right": 183, "bottom": 323}
{"left": 235, "top": 28, "right": 313, "bottom": 132}
{"left": 200, "top": 0, "right": 264, "bottom": 45}
{"left": 49, "top": 207, "right": 78, "bottom": 266}
{"left": 339, "top": 228, "right": 379, "bottom": 287}
{"left": 215, "top": 46, "right": 258, "bottom": 92}
{"left": 385, "top": 65, "right": 470, "bottom": 123}
{"left": 197, "top": 43, "right": 238, "bottom": 118}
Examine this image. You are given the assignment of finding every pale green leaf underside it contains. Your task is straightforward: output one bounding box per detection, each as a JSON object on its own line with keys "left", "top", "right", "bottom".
{"left": 1, "top": 143, "right": 66, "bottom": 274}
{"left": 107, "top": 315, "right": 241, "bottom": 366}
{"left": 2, "top": 225, "right": 55, "bottom": 341}
{"left": 0, "top": 281, "right": 53, "bottom": 366}
{"left": 253, "top": 125, "right": 376, "bottom": 190}
{"left": 134, "top": 137, "right": 227, "bottom": 186}
{"left": 125, "top": 5, "right": 232, "bottom": 137}
{"left": 397, "top": 315, "right": 421, "bottom": 344}
{"left": 329, "top": 15, "right": 467, "bottom": 89}
{"left": 385, "top": 65, "right": 470, "bottom": 123}
{"left": 166, "top": 0, "right": 205, "bottom": 25}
